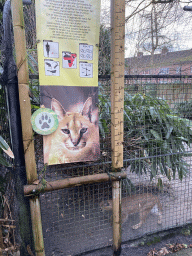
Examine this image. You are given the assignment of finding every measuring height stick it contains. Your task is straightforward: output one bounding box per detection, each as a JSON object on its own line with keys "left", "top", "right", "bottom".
{"left": 111, "top": 0, "right": 125, "bottom": 255}
{"left": 111, "top": 0, "right": 125, "bottom": 169}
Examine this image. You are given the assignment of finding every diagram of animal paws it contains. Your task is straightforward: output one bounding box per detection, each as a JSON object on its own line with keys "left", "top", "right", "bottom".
{"left": 39, "top": 114, "right": 52, "bottom": 129}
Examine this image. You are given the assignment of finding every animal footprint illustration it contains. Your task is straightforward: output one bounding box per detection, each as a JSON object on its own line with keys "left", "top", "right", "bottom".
{"left": 39, "top": 114, "right": 51, "bottom": 129}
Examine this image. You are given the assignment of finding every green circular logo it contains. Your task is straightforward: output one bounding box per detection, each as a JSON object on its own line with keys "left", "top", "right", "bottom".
{"left": 31, "top": 108, "right": 59, "bottom": 135}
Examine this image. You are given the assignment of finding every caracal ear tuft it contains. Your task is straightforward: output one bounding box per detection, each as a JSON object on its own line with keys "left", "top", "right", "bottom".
{"left": 51, "top": 98, "right": 66, "bottom": 121}
{"left": 82, "top": 97, "right": 92, "bottom": 121}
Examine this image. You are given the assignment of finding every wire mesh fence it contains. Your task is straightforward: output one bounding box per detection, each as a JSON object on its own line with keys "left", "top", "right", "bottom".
{"left": 1, "top": 62, "right": 192, "bottom": 255}
{"left": 28, "top": 74, "right": 192, "bottom": 255}
{"left": 30, "top": 74, "right": 114, "bottom": 255}
{"left": 39, "top": 183, "right": 113, "bottom": 255}
{"left": 122, "top": 76, "right": 192, "bottom": 246}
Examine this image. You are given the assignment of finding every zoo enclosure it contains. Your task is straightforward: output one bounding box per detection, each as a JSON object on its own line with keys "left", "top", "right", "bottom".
{"left": 1, "top": 69, "right": 192, "bottom": 255}
{"left": 26, "top": 74, "right": 192, "bottom": 255}
{"left": 1, "top": 0, "right": 192, "bottom": 254}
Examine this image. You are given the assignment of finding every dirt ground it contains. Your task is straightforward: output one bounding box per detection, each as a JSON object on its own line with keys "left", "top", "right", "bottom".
{"left": 81, "top": 226, "right": 192, "bottom": 256}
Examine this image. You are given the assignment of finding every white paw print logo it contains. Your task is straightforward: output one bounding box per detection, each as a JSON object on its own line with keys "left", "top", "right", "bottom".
{"left": 31, "top": 108, "right": 59, "bottom": 135}
{"left": 36, "top": 112, "right": 54, "bottom": 130}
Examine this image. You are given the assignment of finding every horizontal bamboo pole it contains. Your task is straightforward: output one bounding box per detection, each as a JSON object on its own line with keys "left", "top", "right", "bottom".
{"left": 24, "top": 172, "right": 127, "bottom": 195}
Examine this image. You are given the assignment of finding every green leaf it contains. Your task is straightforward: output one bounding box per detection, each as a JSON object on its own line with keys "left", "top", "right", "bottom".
{"left": 149, "top": 107, "right": 158, "bottom": 121}
{"left": 0, "top": 155, "right": 11, "bottom": 167}
{"left": 0, "top": 136, "right": 14, "bottom": 158}
{"left": 150, "top": 129, "right": 162, "bottom": 141}
{"left": 0, "top": 136, "right": 9, "bottom": 150}
{"left": 124, "top": 110, "right": 132, "bottom": 124}
{"left": 166, "top": 126, "right": 173, "bottom": 140}
{"left": 31, "top": 104, "right": 40, "bottom": 110}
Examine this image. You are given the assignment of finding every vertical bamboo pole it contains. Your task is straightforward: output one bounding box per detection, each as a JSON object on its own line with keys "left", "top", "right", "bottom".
{"left": 111, "top": 0, "right": 125, "bottom": 255}
{"left": 112, "top": 180, "right": 121, "bottom": 255}
{"left": 10, "top": 0, "right": 45, "bottom": 255}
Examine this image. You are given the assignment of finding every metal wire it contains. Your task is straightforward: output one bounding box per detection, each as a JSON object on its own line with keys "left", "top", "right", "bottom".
{"left": 26, "top": 75, "right": 192, "bottom": 255}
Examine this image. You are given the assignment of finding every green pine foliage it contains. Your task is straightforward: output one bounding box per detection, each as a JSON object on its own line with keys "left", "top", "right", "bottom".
{"left": 99, "top": 90, "right": 192, "bottom": 180}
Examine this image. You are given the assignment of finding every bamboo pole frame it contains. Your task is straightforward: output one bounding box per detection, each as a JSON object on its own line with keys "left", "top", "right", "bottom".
{"left": 24, "top": 172, "right": 127, "bottom": 195}
{"left": 10, "top": 1, "right": 45, "bottom": 255}
{"left": 10, "top": 0, "right": 126, "bottom": 255}
{"left": 111, "top": 0, "right": 125, "bottom": 254}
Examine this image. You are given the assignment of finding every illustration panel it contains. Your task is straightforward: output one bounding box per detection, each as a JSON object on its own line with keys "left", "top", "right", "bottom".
{"left": 43, "top": 40, "right": 59, "bottom": 58}
{"left": 79, "top": 44, "right": 93, "bottom": 60}
{"left": 62, "top": 51, "right": 77, "bottom": 69}
{"left": 40, "top": 86, "right": 100, "bottom": 165}
{"left": 44, "top": 59, "right": 60, "bottom": 76}
{"left": 80, "top": 62, "right": 93, "bottom": 78}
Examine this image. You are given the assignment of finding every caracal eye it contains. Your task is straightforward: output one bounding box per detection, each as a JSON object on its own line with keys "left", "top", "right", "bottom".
{"left": 80, "top": 128, "right": 88, "bottom": 134}
{"left": 62, "top": 129, "right": 70, "bottom": 134}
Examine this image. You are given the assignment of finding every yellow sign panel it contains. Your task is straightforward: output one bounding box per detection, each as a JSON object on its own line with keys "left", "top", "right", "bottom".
{"left": 35, "top": 0, "right": 101, "bottom": 87}
{"left": 35, "top": 0, "right": 101, "bottom": 165}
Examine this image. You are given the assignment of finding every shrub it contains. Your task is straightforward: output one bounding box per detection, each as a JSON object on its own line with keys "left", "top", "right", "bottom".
{"left": 99, "top": 91, "right": 192, "bottom": 180}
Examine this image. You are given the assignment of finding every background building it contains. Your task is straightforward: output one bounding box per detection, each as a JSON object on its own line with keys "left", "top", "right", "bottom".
{"left": 125, "top": 47, "right": 192, "bottom": 76}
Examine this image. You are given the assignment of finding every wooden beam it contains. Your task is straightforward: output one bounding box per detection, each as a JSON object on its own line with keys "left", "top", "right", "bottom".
{"left": 11, "top": 1, "right": 45, "bottom": 255}
{"left": 24, "top": 172, "right": 127, "bottom": 195}
{"left": 111, "top": 0, "right": 125, "bottom": 169}
{"left": 112, "top": 181, "right": 121, "bottom": 255}
{"left": 111, "top": 0, "right": 125, "bottom": 254}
